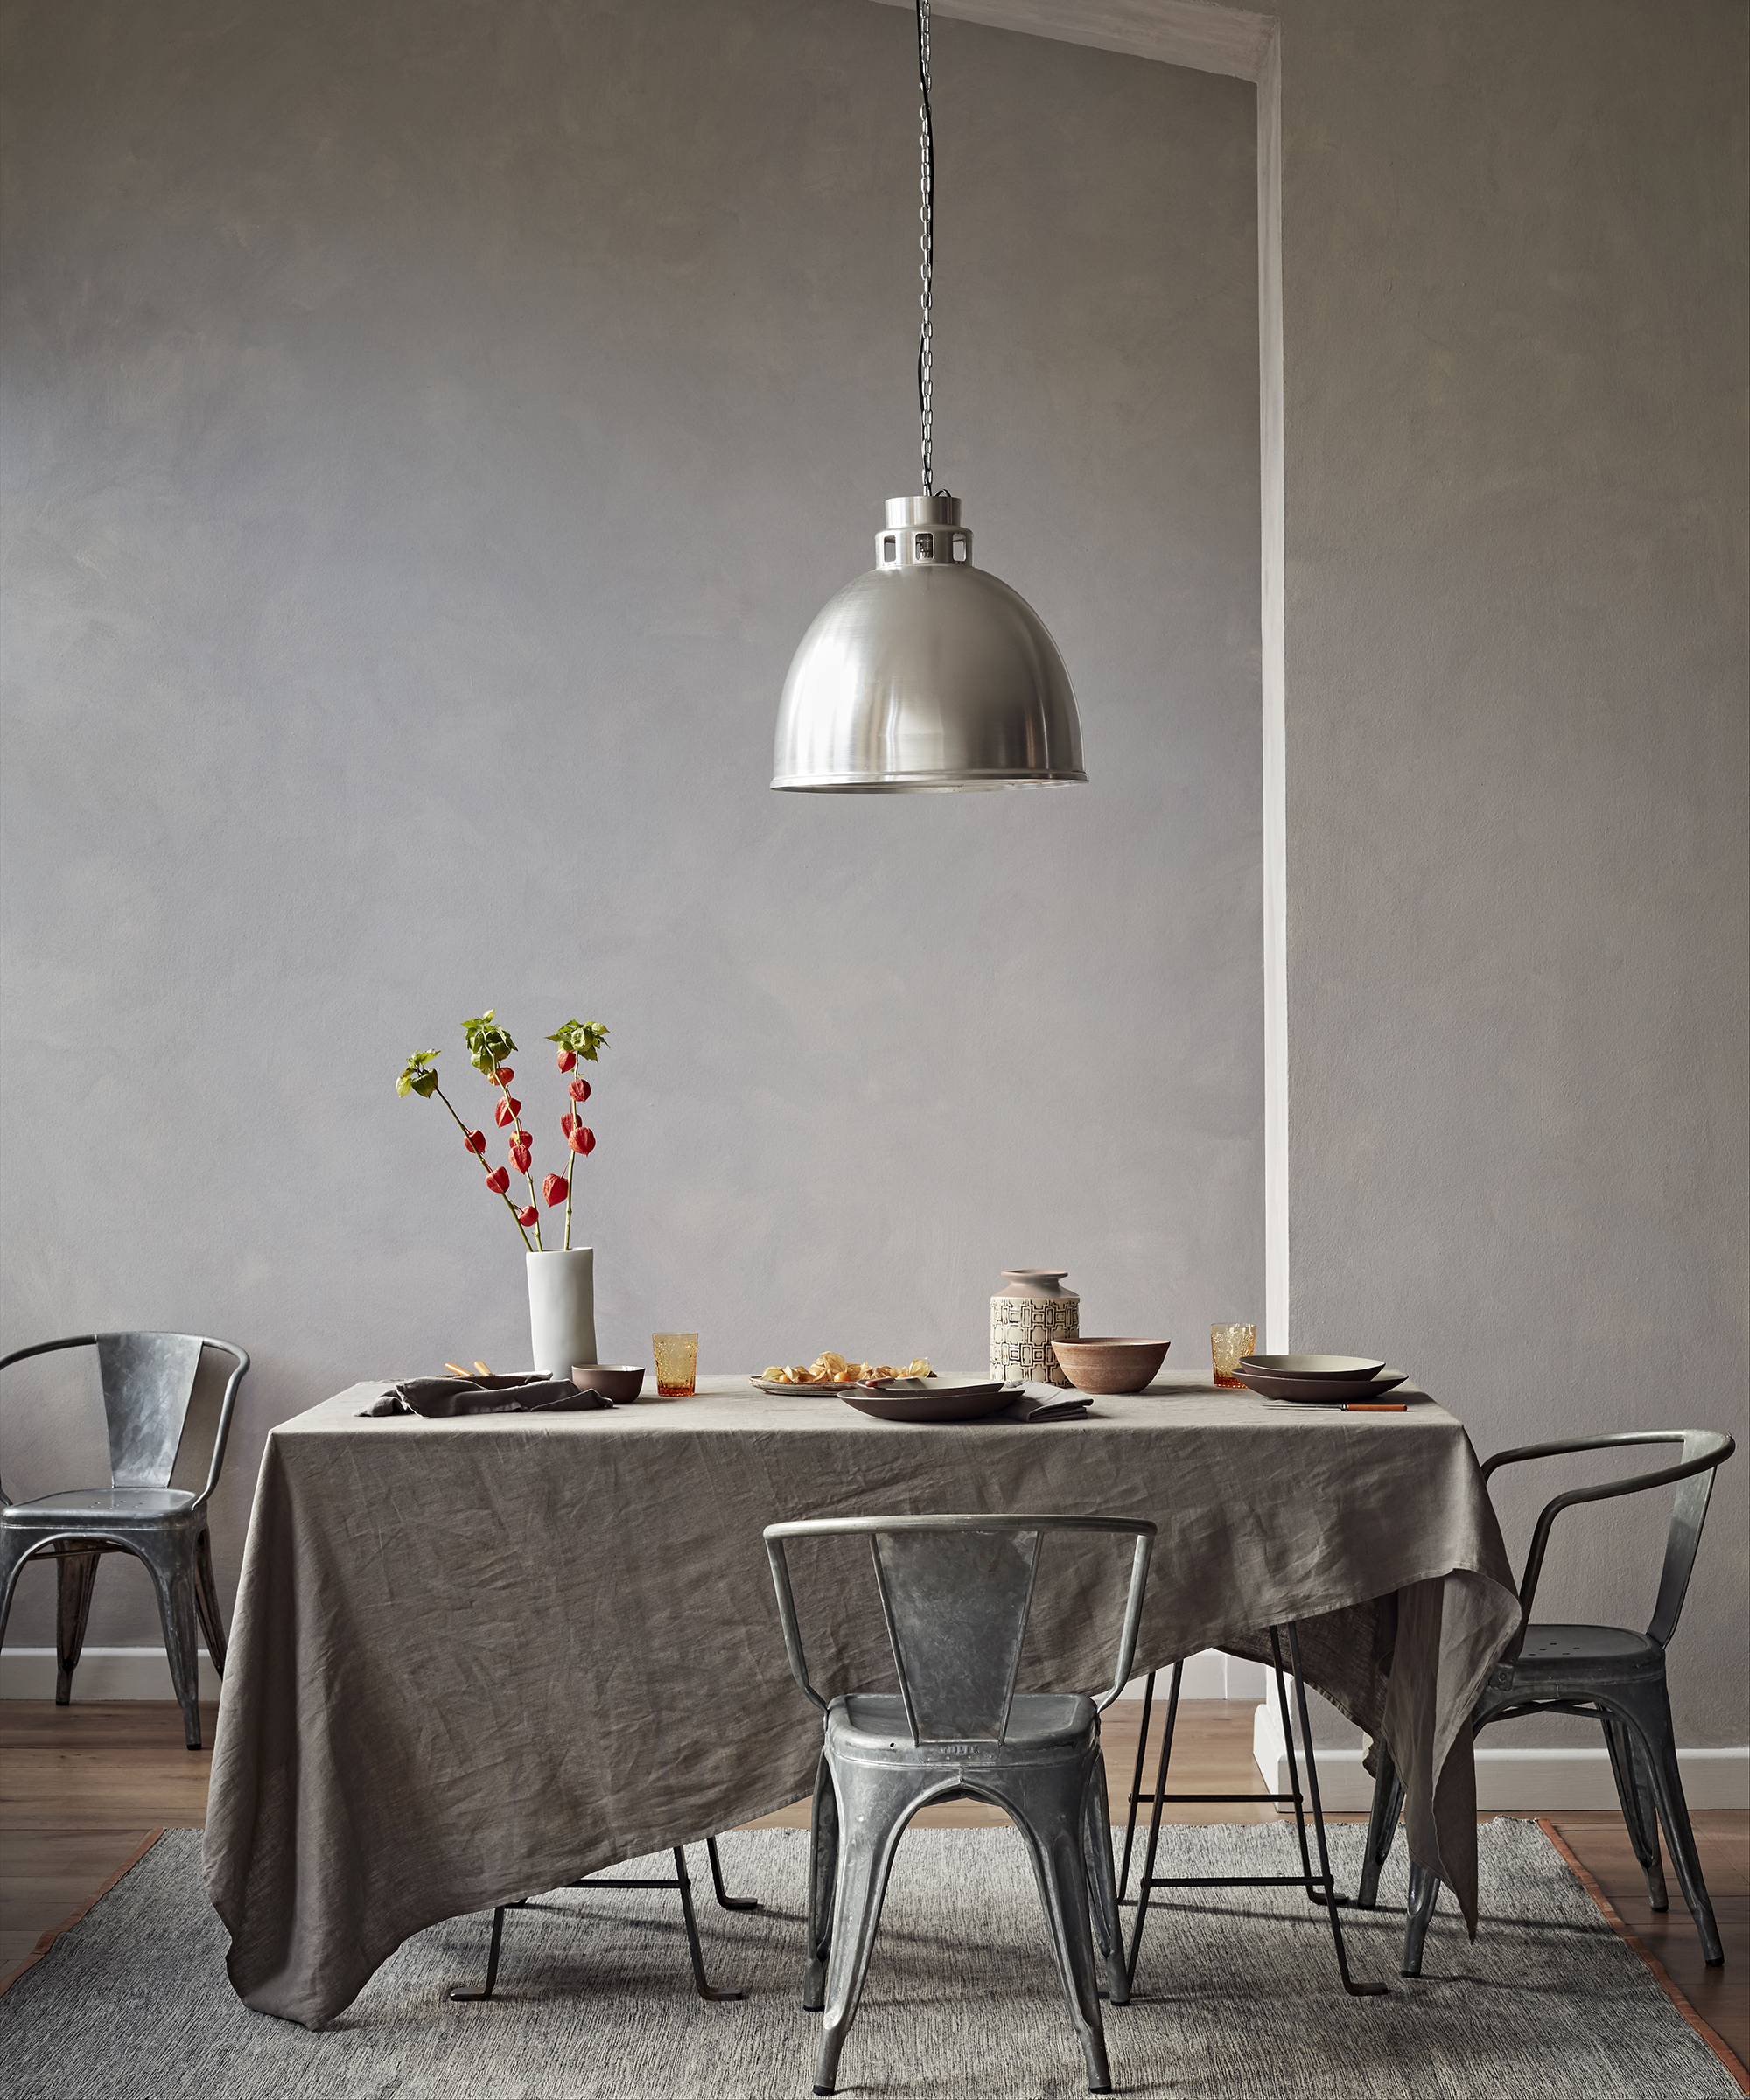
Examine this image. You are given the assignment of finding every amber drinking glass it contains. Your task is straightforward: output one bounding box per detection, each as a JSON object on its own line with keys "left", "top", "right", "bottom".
{"left": 652, "top": 1332, "right": 699, "bottom": 1398}
{"left": 1211, "top": 1323, "right": 1256, "bottom": 1389}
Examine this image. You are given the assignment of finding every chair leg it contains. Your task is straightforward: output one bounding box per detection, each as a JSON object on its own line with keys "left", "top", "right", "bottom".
{"left": 1603, "top": 1714, "right": 1667, "bottom": 1911}
{"left": 805, "top": 1749, "right": 839, "bottom": 2013}
{"left": 814, "top": 1760, "right": 922, "bottom": 2098}
{"left": 1402, "top": 1861, "right": 1440, "bottom": 1976}
{"left": 1018, "top": 1793, "right": 1114, "bottom": 2094}
{"left": 1614, "top": 1689, "right": 1723, "bottom": 1966}
{"left": 1082, "top": 1747, "right": 1128, "bottom": 2006}
{"left": 1355, "top": 1740, "right": 1404, "bottom": 1910}
{"left": 54, "top": 1549, "right": 102, "bottom": 1704}
{"left": 138, "top": 1536, "right": 203, "bottom": 1750}
{"left": 192, "top": 1530, "right": 228, "bottom": 1676}
{"left": 0, "top": 1530, "right": 31, "bottom": 1651}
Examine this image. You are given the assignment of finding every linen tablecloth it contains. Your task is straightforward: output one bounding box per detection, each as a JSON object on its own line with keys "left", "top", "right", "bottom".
{"left": 203, "top": 1374, "right": 1518, "bottom": 2026}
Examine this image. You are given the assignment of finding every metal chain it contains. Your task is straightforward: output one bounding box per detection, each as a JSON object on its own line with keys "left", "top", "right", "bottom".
{"left": 916, "top": 0, "right": 934, "bottom": 495}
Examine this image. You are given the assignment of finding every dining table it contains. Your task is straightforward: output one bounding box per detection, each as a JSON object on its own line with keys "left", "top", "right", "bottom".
{"left": 201, "top": 1370, "right": 1521, "bottom": 2028}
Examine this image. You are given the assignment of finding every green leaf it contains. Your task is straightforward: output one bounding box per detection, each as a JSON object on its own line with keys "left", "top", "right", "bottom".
{"left": 397, "top": 1049, "right": 441, "bottom": 1099}
{"left": 546, "top": 1018, "right": 610, "bottom": 1062}
{"left": 462, "top": 1011, "right": 517, "bottom": 1076}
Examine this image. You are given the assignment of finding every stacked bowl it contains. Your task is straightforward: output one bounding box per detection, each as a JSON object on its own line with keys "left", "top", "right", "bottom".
{"left": 1232, "top": 1354, "right": 1406, "bottom": 1404}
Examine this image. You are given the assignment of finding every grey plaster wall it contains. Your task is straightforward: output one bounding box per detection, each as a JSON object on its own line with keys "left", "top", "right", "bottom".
{"left": 3, "top": 0, "right": 1745, "bottom": 1756}
{"left": 1278, "top": 0, "right": 1749, "bottom": 1746}
{"left": 0, "top": 6, "right": 1264, "bottom": 1646}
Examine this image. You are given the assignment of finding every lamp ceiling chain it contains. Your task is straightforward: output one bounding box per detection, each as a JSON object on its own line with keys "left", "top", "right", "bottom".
{"left": 916, "top": 0, "right": 934, "bottom": 496}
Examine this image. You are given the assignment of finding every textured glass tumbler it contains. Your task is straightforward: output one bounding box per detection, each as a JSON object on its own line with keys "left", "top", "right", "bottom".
{"left": 652, "top": 1332, "right": 698, "bottom": 1398}
{"left": 1211, "top": 1323, "right": 1256, "bottom": 1389}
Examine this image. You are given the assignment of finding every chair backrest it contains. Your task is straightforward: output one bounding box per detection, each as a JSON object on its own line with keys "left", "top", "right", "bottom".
{"left": 1480, "top": 1428, "right": 1735, "bottom": 1652}
{"left": 764, "top": 1513, "right": 1155, "bottom": 1745}
{"left": 0, "top": 1333, "right": 249, "bottom": 1502}
{"left": 1648, "top": 1431, "right": 1733, "bottom": 1647}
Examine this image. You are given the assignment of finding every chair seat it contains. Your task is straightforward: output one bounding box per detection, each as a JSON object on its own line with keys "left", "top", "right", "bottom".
{"left": 829, "top": 1690, "right": 1098, "bottom": 1754}
{"left": 1488, "top": 1623, "right": 1666, "bottom": 1694}
{"left": 5, "top": 1488, "right": 198, "bottom": 1522}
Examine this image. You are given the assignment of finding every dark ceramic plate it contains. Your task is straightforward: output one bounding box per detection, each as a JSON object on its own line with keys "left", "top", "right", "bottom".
{"left": 838, "top": 1380, "right": 1013, "bottom": 1424}
{"left": 1236, "top": 1368, "right": 1409, "bottom": 1404}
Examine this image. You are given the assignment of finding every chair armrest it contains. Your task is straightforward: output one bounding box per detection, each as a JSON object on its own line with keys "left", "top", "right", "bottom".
{"left": 1092, "top": 1530, "right": 1157, "bottom": 1713}
{"left": 192, "top": 1341, "right": 250, "bottom": 1508}
{"left": 1480, "top": 1431, "right": 1687, "bottom": 1486}
{"left": 1502, "top": 1435, "right": 1734, "bottom": 1636}
{"left": 763, "top": 1533, "right": 829, "bottom": 1714}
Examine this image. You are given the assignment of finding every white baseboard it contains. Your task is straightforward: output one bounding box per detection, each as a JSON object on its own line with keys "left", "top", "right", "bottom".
{"left": 9, "top": 1648, "right": 1744, "bottom": 1814}
{"left": 1116, "top": 1649, "right": 1272, "bottom": 1701}
{"left": 0, "top": 1646, "right": 221, "bottom": 1702}
{"left": 2, "top": 1642, "right": 1235, "bottom": 1707}
{"left": 1250, "top": 1699, "right": 1750, "bottom": 1812}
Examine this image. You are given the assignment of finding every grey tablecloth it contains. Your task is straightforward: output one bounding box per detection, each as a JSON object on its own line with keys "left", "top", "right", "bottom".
{"left": 203, "top": 1374, "right": 1519, "bottom": 2026}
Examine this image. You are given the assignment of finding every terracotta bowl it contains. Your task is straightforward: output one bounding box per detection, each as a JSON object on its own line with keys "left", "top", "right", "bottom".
{"left": 572, "top": 1364, "right": 646, "bottom": 1403}
{"left": 1049, "top": 1337, "right": 1171, "bottom": 1395}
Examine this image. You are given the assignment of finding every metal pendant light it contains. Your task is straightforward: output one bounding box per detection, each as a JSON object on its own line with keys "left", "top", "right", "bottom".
{"left": 772, "top": 0, "right": 1086, "bottom": 794}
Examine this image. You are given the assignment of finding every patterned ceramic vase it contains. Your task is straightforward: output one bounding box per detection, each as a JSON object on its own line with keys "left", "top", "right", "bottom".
{"left": 990, "top": 1269, "right": 1080, "bottom": 1387}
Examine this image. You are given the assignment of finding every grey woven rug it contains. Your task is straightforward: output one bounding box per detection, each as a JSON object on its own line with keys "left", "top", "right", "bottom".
{"left": 1, "top": 1821, "right": 1738, "bottom": 2097}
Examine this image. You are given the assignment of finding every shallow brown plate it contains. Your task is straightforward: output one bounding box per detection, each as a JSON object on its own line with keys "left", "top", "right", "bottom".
{"left": 838, "top": 1381, "right": 1013, "bottom": 1423}
{"left": 1236, "top": 1368, "right": 1409, "bottom": 1403}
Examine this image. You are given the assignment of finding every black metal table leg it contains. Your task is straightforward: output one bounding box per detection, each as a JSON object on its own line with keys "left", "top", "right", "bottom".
{"left": 707, "top": 1834, "right": 760, "bottom": 1912}
{"left": 1124, "top": 1660, "right": 1182, "bottom": 1984}
{"left": 1122, "top": 1625, "right": 1389, "bottom": 2000}
{"left": 1284, "top": 1622, "right": 1388, "bottom": 1996}
{"left": 452, "top": 1837, "right": 749, "bottom": 2003}
{"left": 1116, "top": 1666, "right": 1156, "bottom": 1904}
{"left": 448, "top": 1904, "right": 506, "bottom": 2001}
{"left": 673, "top": 1846, "right": 745, "bottom": 1999}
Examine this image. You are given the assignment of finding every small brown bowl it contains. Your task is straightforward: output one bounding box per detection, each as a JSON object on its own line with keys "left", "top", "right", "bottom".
{"left": 572, "top": 1365, "right": 646, "bottom": 1404}
{"left": 1049, "top": 1337, "right": 1171, "bottom": 1395}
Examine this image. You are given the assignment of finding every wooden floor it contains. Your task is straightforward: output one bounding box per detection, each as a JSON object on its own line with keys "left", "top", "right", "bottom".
{"left": 4, "top": 1698, "right": 1745, "bottom": 2073}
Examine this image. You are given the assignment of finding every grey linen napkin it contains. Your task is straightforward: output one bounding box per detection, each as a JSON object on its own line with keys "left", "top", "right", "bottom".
{"left": 365, "top": 1374, "right": 608, "bottom": 1418}
{"left": 1000, "top": 1380, "right": 1094, "bottom": 1422}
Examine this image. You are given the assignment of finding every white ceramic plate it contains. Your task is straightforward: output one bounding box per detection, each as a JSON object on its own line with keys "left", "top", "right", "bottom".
{"left": 1238, "top": 1353, "right": 1386, "bottom": 1381}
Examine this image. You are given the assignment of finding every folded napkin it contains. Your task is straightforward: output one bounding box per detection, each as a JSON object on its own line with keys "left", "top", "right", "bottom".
{"left": 1000, "top": 1380, "right": 1094, "bottom": 1423}
{"left": 365, "top": 1374, "right": 609, "bottom": 1418}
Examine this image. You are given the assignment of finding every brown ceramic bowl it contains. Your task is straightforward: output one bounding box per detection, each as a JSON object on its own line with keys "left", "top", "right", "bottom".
{"left": 1049, "top": 1337, "right": 1170, "bottom": 1395}
{"left": 572, "top": 1364, "right": 646, "bottom": 1404}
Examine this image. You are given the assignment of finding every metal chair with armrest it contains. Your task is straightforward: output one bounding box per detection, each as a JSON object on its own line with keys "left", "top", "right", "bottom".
{"left": 1354, "top": 1427, "right": 1736, "bottom": 1973}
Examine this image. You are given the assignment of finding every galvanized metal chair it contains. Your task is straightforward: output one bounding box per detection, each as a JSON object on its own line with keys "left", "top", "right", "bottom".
{"left": 0, "top": 1332, "right": 248, "bottom": 1751}
{"left": 765, "top": 1513, "right": 1156, "bottom": 2098}
{"left": 1354, "top": 1428, "right": 1736, "bottom": 1973}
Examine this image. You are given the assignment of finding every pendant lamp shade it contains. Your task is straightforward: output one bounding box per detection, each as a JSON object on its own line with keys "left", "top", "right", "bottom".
{"left": 772, "top": 496, "right": 1086, "bottom": 793}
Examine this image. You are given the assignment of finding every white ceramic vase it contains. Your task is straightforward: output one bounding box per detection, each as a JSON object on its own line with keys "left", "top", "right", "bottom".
{"left": 526, "top": 1248, "right": 596, "bottom": 1378}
